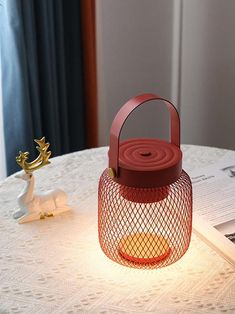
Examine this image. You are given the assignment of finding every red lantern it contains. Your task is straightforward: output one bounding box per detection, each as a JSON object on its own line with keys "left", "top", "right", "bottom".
{"left": 98, "top": 94, "right": 192, "bottom": 269}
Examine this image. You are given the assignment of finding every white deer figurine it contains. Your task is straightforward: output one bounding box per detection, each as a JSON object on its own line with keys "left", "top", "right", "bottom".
{"left": 14, "top": 137, "right": 70, "bottom": 224}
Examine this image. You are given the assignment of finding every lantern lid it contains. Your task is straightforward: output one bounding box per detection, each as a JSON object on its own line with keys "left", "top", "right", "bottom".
{"left": 108, "top": 93, "right": 182, "bottom": 188}
{"left": 111, "top": 137, "right": 182, "bottom": 188}
{"left": 119, "top": 138, "right": 181, "bottom": 171}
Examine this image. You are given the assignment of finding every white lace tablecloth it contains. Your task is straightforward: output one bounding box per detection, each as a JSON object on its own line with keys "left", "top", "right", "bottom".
{"left": 0, "top": 145, "right": 235, "bottom": 314}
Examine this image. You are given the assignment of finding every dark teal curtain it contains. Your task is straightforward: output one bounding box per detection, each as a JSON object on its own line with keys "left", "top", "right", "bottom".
{"left": 0, "top": 0, "right": 86, "bottom": 175}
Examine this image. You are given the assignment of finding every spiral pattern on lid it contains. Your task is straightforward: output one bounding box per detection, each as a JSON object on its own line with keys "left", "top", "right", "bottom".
{"left": 119, "top": 138, "right": 182, "bottom": 171}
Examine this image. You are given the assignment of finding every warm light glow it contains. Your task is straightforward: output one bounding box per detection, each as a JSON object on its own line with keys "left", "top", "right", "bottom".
{"left": 118, "top": 232, "right": 171, "bottom": 263}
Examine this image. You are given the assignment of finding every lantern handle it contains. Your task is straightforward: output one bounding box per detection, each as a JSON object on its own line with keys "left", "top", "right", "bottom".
{"left": 109, "top": 93, "right": 180, "bottom": 177}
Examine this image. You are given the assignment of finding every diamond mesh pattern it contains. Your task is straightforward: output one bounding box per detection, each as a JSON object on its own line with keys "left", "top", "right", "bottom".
{"left": 98, "top": 170, "right": 192, "bottom": 269}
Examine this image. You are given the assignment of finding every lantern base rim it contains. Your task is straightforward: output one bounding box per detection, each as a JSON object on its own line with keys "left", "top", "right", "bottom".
{"left": 118, "top": 232, "right": 171, "bottom": 264}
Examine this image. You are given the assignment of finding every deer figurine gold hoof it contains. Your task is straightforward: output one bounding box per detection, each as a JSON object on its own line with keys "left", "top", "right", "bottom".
{"left": 14, "top": 137, "right": 71, "bottom": 224}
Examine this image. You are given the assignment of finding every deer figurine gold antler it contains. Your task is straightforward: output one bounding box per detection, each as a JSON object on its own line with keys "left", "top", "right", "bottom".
{"left": 14, "top": 137, "right": 70, "bottom": 224}
{"left": 16, "top": 137, "right": 51, "bottom": 173}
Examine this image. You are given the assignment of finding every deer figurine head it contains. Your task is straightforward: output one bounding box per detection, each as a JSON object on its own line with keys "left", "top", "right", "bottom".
{"left": 16, "top": 137, "right": 51, "bottom": 174}
{"left": 14, "top": 137, "right": 70, "bottom": 223}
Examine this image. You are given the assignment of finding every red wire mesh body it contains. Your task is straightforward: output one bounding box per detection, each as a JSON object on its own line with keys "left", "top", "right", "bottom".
{"left": 98, "top": 169, "right": 192, "bottom": 269}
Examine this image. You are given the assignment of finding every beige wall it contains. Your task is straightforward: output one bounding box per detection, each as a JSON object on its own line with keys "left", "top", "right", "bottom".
{"left": 96, "top": 0, "right": 176, "bottom": 146}
{"left": 96, "top": 0, "right": 235, "bottom": 150}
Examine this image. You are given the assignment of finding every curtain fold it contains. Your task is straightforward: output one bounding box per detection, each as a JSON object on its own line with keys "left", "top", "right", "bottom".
{"left": 0, "top": 0, "right": 87, "bottom": 175}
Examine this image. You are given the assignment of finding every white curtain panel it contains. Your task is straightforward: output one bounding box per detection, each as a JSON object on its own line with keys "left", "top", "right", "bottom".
{"left": 0, "top": 56, "right": 6, "bottom": 180}
{"left": 180, "top": 0, "right": 235, "bottom": 150}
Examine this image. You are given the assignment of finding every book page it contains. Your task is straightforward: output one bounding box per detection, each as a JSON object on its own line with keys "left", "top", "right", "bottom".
{"left": 189, "top": 160, "right": 235, "bottom": 243}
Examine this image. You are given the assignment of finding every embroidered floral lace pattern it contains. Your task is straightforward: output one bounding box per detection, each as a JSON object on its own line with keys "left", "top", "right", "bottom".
{"left": 0, "top": 145, "right": 234, "bottom": 313}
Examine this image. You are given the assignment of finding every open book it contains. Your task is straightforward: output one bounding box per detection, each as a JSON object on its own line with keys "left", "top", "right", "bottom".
{"left": 188, "top": 158, "right": 235, "bottom": 266}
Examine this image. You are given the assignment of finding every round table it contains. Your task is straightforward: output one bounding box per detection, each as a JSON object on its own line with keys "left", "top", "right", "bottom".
{"left": 0, "top": 145, "right": 235, "bottom": 313}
